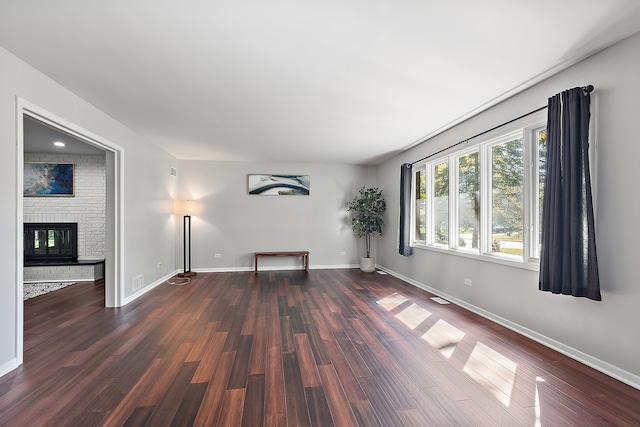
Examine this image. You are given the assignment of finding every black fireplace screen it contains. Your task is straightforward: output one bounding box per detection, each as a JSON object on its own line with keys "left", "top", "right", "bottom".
{"left": 24, "top": 222, "right": 78, "bottom": 262}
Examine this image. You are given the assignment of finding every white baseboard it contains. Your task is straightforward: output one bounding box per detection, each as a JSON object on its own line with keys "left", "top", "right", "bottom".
{"left": 122, "top": 270, "right": 180, "bottom": 305}
{"left": 377, "top": 264, "right": 640, "bottom": 391}
{"left": 194, "top": 266, "right": 253, "bottom": 273}
{"left": 311, "top": 264, "right": 361, "bottom": 270}
{"left": 194, "top": 264, "right": 360, "bottom": 274}
{"left": 23, "top": 279, "right": 79, "bottom": 284}
{"left": 0, "top": 357, "right": 19, "bottom": 378}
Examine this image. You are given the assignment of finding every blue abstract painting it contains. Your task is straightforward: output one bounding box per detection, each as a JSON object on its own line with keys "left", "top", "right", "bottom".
{"left": 248, "top": 174, "right": 310, "bottom": 195}
{"left": 24, "top": 163, "right": 75, "bottom": 196}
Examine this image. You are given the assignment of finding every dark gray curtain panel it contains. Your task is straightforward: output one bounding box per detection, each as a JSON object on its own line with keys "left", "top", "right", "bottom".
{"left": 399, "top": 163, "right": 413, "bottom": 256}
{"left": 539, "top": 87, "right": 601, "bottom": 300}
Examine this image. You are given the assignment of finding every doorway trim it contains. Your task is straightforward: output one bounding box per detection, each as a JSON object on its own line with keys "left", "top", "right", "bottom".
{"left": 15, "top": 98, "right": 125, "bottom": 364}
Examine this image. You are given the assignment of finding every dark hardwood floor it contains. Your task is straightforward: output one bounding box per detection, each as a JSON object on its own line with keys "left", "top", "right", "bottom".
{"left": 2, "top": 270, "right": 640, "bottom": 426}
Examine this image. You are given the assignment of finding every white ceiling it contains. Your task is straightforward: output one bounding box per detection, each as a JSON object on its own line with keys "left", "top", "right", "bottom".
{"left": 3, "top": 1, "right": 640, "bottom": 165}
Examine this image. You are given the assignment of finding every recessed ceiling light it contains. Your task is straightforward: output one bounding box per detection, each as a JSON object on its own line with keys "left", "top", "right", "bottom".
{"left": 53, "top": 141, "right": 66, "bottom": 147}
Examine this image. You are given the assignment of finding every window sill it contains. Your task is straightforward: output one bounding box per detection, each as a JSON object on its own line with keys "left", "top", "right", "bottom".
{"left": 411, "top": 243, "right": 539, "bottom": 271}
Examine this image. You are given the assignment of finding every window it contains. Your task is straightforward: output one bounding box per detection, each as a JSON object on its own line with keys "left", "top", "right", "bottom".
{"left": 433, "top": 160, "right": 449, "bottom": 246}
{"left": 415, "top": 169, "right": 426, "bottom": 241}
{"left": 457, "top": 151, "right": 480, "bottom": 251}
{"left": 490, "top": 136, "right": 523, "bottom": 257}
{"left": 411, "top": 111, "right": 546, "bottom": 268}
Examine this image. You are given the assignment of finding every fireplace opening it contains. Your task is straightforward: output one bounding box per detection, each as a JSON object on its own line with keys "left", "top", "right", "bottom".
{"left": 24, "top": 222, "right": 78, "bottom": 264}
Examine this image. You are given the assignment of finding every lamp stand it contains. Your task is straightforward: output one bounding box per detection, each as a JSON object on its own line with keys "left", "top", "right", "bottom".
{"left": 178, "top": 214, "right": 196, "bottom": 278}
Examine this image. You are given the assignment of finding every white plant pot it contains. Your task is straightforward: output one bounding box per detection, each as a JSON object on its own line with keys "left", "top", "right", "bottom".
{"left": 360, "top": 257, "right": 375, "bottom": 273}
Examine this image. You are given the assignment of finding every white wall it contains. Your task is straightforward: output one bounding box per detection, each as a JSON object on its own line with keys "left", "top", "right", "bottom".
{"left": 176, "top": 160, "right": 375, "bottom": 271}
{"left": 24, "top": 152, "right": 106, "bottom": 260}
{"left": 376, "top": 32, "right": 640, "bottom": 387}
{"left": 0, "top": 45, "right": 177, "bottom": 375}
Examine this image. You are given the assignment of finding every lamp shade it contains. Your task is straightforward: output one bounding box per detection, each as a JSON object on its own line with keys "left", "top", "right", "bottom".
{"left": 173, "top": 199, "right": 200, "bottom": 216}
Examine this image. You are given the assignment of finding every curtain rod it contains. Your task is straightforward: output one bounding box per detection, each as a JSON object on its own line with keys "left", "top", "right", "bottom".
{"left": 410, "top": 85, "right": 594, "bottom": 166}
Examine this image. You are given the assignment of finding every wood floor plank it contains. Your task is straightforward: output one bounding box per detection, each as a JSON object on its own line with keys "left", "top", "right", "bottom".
{"left": 248, "top": 306, "right": 268, "bottom": 375}
{"left": 333, "top": 330, "right": 373, "bottom": 379}
{"left": 96, "top": 358, "right": 169, "bottom": 426}
{"left": 357, "top": 375, "right": 406, "bottom": 427}
{"left": 301, "top": 316, "right": 332, "bottom": 366}
{"left": 322, "top": 336, "right": 367, "bottom": 401}
{"left": 123, "top": 406, "right": 155, "bottom": 427}
{"left": 217, "top": 388, "right": 246, "bottom": 427}
{"left": 191, "top": 331, "right": 228, "bottom": 383}
{"left": 227, "top": 335, "right": 254, "bottom": 389}
{"left": 145, "top": 360, "right": 201, "bottom": 425}
{"left": 139, "top": 343, "right": 194, "bottom": 406}
{"left": 264, "top": 345, "right": 286, "bottom": 418}
{"left": 266, "top": 310, "right": 283, "bottom": 350}
{"left": 318, "top": 364, "right": 358, "bottom": 427}
{"left": 240, "top": 290, "right": 260, "bottom": 336}
{"left": 350, "top": 340, "right": 416, "bottom": 411}
{"left": 264, "top": 413, "right": 287, "bottom": 427}
{"left": 304, "top": 386, "right": 334, "bottom": 427}
{"left": 279, "top": 316, "right": 296, "bottom": 354}
{"left": 294, "top": 333, "right": 321, "bottom": 387}
{"left": 170, "top": 382, "right": 209, "bottom": 427}
{"left": 282, "top": 352, "right": 312, "bottom": 426}
{"left": 1, "top": 271, "right": 638, "bottom": 426}
{"left": 538, "top": 374, "right": 640, "bottom": 425}
{"left": 349, "top": 399, "right": 383, "bottom": 427}
{"left": 185, "top": 322, "right": 219, "bottom": 362}
{"left": 192, "top": 351, "right": 236, "bottom": 426}
{"left": 309, "top": 309, "right": 333, "bottom": 341}
{"left": 241, "top": 374, "right": 265, "bottom": 427}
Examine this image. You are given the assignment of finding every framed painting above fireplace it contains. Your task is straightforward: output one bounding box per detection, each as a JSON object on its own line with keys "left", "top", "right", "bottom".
{"left": 24, "top": 162, "right": 75, "bottom": 197}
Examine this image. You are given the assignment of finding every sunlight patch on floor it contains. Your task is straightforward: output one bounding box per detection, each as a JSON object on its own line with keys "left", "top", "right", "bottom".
{"left": 395, "top": 303, "right": 431, "bottom": 330}
{"left": 463, "top": 342, "right": 517, "bottom": 407}
{"left": 421, "top": 319, "right": 465, "bottom": 358}
{"left": 534, "top": 376, "right": 545, "bottom": 427}
{"left": 376, "top": 293, "right": 408, "bottom": 311}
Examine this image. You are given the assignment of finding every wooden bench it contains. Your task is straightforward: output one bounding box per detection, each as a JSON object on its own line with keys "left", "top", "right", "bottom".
{"left": 254, "top": 251, "right": 309, "bottom": 274}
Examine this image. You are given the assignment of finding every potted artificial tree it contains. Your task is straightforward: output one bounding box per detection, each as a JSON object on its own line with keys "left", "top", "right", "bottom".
{"left": 347, "top": 187, "right": 386, "bottom": 272}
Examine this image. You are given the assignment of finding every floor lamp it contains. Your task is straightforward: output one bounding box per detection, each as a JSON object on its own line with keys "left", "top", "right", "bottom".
{"left": 174, "top": 199, "right": 199, "bottom": 278}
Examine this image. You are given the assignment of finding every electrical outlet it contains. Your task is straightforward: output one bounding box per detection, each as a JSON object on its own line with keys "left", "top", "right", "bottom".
{"left": 464, "top": 278, "right": 472, "bottom": 286}
{"left": 214, "top": 253, "right": 221, "bottom": 259}
{"left": 340, "top": 251, "right": 346, "bottom": 256}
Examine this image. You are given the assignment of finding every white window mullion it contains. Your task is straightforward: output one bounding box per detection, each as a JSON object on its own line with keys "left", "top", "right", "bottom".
{"left": 530, "top": 125, "right": 547, "bottom": 261}
{"left": 522, "top": 129, "right": 534, "bottom": 262}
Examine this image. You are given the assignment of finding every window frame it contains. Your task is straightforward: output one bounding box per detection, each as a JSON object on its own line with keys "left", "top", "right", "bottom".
{"left": 411, "top": 111, "right": 546, "bottom": 270}
{"left": 484, "top": 130, "right": 525, "bottom": 259}
{"left": 453, "top": 146, "right": 481, "bottom": 254}
{"left": 431, "top": 157, "right": 450, "bottom": 248}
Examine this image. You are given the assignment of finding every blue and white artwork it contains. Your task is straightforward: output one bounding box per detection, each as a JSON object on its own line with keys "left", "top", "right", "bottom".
{"left": 248, "top": 174, "right": 310, "bottom": 195}
{"left": 24, "top": 163, "right": 75, "bottom": 196}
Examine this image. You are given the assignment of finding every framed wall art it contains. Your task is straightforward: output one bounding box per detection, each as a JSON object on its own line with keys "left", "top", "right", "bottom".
{"left": 24, "top": 162, "right": 75, "bottom": 197}
{"left": 248, "top": 174, "right": 310, "bottom": 195}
